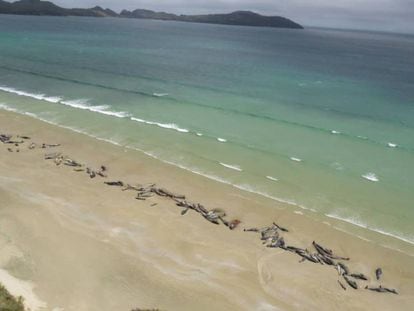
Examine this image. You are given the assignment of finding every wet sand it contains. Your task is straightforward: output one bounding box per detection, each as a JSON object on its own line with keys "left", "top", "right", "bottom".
{"left": 0, "top": 109, "right": 413, "bottom": 311}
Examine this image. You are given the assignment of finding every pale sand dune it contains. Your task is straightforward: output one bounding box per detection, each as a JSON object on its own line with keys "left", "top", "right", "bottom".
{"left": 0, "top": 110, "right": 413, "bottom": 311}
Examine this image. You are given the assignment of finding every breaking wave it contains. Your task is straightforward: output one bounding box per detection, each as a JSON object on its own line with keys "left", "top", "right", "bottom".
{"left": 0, "top": 85, "right": 62, "bottom": 103}
{"left": 130, "top": 117, "right": 189, "bottom": 133}
{"left": 219, "top": 162, "right": 242, "bottom": 172}
{"left": 362, "top": 172, "right": 379, "bottom": 182}
{"left": 60, "top": 99, "right": 130, "bottom": 118}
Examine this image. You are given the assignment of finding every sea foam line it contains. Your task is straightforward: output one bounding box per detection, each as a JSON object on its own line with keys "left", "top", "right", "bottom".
{"left": 59, "top": 99, "right": 130, "bottom": 118}
{"left": 219, "top": 162, "right": 242, "bottom": 172}
{"left": 0, "top": 85, "right": 130, "bottom": 118}
{"left": 152, "top": 93, "right": 169, "bottom": 97}
{"left": 362, "top": 172, "right": 379, "bottom": 182}
{"left": 0, "top": 85, "right": 62, "bottom": 103}
{"left": 130, "top": 117, "right": 189, "bottom": 133}
{"left": 0, "top": 85, "right": 193, "bottom": 132}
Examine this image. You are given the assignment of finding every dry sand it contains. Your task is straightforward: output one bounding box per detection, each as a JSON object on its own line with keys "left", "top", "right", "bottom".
{"left": 0, "top": 110, "right": 413, "bottom": 311}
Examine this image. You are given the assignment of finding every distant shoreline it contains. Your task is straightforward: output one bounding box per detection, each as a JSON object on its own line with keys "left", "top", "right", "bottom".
{"left": 0, "top": 0, "right": 303, "bottom": 29}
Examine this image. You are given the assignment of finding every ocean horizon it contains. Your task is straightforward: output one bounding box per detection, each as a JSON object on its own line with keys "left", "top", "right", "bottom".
{"left": 1, "top": 14, "right": 414, "bottom": 249}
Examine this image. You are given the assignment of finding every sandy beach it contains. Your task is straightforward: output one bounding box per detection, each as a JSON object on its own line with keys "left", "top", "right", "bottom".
{"left": 0, "top": 109, "right": 413, "bottom": 311}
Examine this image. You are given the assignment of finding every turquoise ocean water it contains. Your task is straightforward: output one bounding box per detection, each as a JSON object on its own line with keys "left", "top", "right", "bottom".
{"left": 1, "top": 15, "right": 413, "bottom": 246}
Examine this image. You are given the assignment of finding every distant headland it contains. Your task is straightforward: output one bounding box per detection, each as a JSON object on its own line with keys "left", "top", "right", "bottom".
{"left": 0, "top": 0, "right": 304, "bottom": 29}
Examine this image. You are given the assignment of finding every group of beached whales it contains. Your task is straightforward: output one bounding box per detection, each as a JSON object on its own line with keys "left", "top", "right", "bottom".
{"left": 244, "top": 224, "right": 397, "bottom": 293}
{"left": 0, "top": 132, "right": 399, "bottom": 295}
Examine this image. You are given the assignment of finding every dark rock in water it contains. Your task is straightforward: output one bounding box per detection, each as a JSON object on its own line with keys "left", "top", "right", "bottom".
{"left": 105, "top": 181, "right": 124, "bottom": 187}
{"left": 375, "top": 268, "right": 383, "bottom": 280}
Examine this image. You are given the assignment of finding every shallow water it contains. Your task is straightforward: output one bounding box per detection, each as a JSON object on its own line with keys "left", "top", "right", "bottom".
{"left": 0, "top": 15, "right": 413, "bottom": 246}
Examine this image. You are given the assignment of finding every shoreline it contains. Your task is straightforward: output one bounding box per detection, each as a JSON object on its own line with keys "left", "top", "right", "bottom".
{"left": 2, "top": 102, "right": 413, "bottom": 253}
{"left": 1, "top": 109, "right": 414, "bottom": 310}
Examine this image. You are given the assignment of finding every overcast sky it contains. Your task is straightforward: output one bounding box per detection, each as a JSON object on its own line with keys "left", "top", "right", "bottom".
{"left": 50, "top": 0, "right": 414, "bottom": 33}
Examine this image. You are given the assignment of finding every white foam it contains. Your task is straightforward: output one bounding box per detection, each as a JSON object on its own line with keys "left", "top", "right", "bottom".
{"left": 290, "top": 157, "right": 302, "bottom": 162}
{"left": 266, "top": 176, "right": 279, "bottom": 182}
{"left": 217, "top": 137, "right": 227, "bottom": 143}
{"left": 387, "top": 142, "right": 398, "bottom": 148}
{"left": 0, "top": 86, "right": 62, "bottom": 103}
{"left": 331, "top": 130, "right": 341, "bottom": 134}
{"left": 294, "top": 210, "right": 304, "bottom": 215}
{"left": 196, "top": 133, "right": 203, "bottom": 137}
{"left": 0, "top": 85, "right": 130, "bottom": 118}
{"left": 130, "top": 117, "right": 189, "bottom": 133}
{"left": 153, "top": 93, "right": 169, "bottom": 97}
{"left": 362, "top": 172, "right": 379, "bottom": 182}
{"left": 0, "top": 103, "right": 18, "bottom": 112}
{"left": 219, "top": 162, "right": 242, "bottom": 172}
{"left": 60, "top": 99, "right": 130, "bottom": 118}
